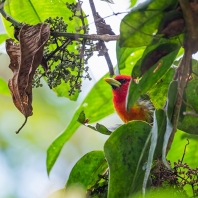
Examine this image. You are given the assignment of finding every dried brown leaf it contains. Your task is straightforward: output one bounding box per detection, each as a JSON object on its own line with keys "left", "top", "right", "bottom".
{"left": 6, "top": 23, "right": 50, "bottom": 133}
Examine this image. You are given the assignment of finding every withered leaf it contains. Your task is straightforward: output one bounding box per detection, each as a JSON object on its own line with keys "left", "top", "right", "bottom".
{"left": 6, "top": 23, "right": 50, "bottom": 133}
{"left": 95, "top": 13, "right": 115, "bottom": 35}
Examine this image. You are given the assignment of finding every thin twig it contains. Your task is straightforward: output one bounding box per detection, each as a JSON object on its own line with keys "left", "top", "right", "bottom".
{"left": 51, "top": 32, "right": 119, "bottom": 41}
{"left": 183, "top": 112, "right": 198, "bottom": 117}
{"left": 181, "top": 139, "right": 189, "bottom": 164}
{"left": 16, "top": 117, "right": 28, "bottom": 134}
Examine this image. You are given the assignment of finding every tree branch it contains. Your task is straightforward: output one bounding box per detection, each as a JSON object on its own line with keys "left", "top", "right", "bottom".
{"left": 51, "top": 32, "right": 119, "bottom": 41}
{"left": 0, "top": 5, "right": 119, "bottom": 43}
{"left": 89, "top": 0, "right": 114, "bottom": 77}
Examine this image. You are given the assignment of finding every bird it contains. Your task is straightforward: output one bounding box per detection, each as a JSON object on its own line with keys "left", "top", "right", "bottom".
{"left": 104, "top": 75, "right": 154, "bottom": 123}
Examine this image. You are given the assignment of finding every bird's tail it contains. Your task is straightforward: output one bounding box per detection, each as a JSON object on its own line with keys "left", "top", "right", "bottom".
{"left": 137, "top": 94, "right": 155, "bottom": 123}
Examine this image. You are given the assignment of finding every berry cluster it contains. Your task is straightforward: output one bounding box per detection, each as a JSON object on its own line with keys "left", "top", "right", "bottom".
{"left": 33, "top": 2, "right": 95, "bottom": 96}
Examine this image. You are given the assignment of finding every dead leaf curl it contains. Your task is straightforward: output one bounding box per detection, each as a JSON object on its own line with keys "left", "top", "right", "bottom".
{"left": 6, "top": 23, "right": 50, "bottom": 133}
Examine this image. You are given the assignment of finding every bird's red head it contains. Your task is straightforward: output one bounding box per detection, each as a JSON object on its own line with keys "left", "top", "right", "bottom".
{"left": 104, "top": 75, "right": 153, "bottom": 123}
{"left": 104, "top": 75, "right": 132, "bottom": 104}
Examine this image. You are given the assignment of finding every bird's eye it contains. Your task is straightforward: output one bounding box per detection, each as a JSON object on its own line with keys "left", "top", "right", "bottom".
{"left": 117, "top": 79, "right": 128, "bottom": 84}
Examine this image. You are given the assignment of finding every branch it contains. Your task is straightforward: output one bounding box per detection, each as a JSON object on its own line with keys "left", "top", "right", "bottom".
{"left": 183, "top": 111, "right": 198, "bottom": 117}
{"left": 0, "top": 7, "right": 23, "bottom": 28}
{"left": 0, "top": 4, "right": 119, "bottom": 44}
{"left": 51, "top": 32, "right": 119, "bottom": 41}
{"left": 89, "top": 0, "right": 114, "bottom": 77}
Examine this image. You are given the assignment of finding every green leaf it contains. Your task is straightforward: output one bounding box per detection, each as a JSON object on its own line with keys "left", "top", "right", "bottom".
{"left": 2, "top": 0, "right": 78, "bottom": 37}
{"left": 132, "top": 41, "right": 180, "bottom": 78}
{"left": 165, "top": 81, "right": 178, "bottom": 120}
{"left": 104, "top": 121, "right": 151, "bottom": 198}
{"left": 77, "top": 110, "right": 86, "bottom": 123}
{"left": 116, "top": 41, "right": 145, "bottom": 71}
{"left": 66, "top": 151, "right": 108, "bottom": 189}
{"left": 77, "top": 111, "right": 112, "bottom": 135}
{"left": 119, "top": 0, "right": 178, "bottom": 47}
{"left": 177, "top": 59, "right": 198, "bottom": 134}
{"left": 0, "top": 34, "right": 8, "bottom": 44}
{"left": 143, "top": 109, "right": 166, "bottom": 196}
{"left": 0, "top": 77, "right": 10, "bottom": 96}
{"left": 162, "top": 81, "right": 178, "bottom": 168}
{"left": 52, "top": 81, "right": 79, "bottom": 101}
{"left": 148, "top": 68, "right": 175, "bottom": 109}
{"left": 153, "top": 109, "right": 166, "bottom": 158}
{"left": 127, "top": 44, "right": 179, "bottom": 111}
{"left": 130, "top": 0, "right": 137, "bottom": 8}
{"left": 168, "top": 130, "right": 198, "bottom": 168}
{"left": 96, "top": 123, "right": 112, "bottom": 135}
{"left": 47, "top": 73, "right": 114, "bottom": 175}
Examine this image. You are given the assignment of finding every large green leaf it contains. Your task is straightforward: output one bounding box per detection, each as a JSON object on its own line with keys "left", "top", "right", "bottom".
{"left": 0, "top": 33, "right": 8, "bottom": 44}
{"left": 119, "top": 0, "right": 178, "bottom": 47}
{"left": 177, "top": 59, "right": 198, "bottom": 134}
{"left": 46, "top": 73, "right": 114, "bottom": 175}
{"left": 162, "top": 81, "right": 178, "bottom": 168}
{"left": 66, "top": 151, "right": 108, "bottom": 189}
{"left": 130, "top": 0, "right": 137, "bottom": 8}
{"left": 116, "top": 41, "right": 145, "bottom": 71}
{"left": 104, "top": 121, "right": 151, "bottom": 198}
{"left": 127, "top": 44, "right": 179, "bottom": 110}
{"left": 2, "top": 0, "right": 77, "bottom": 37}
{"left": 52, "top": 80, "right": 79, "bottom": 101}
{"left": 0, "top": 77, "right": 10, "bottom": 96}
{"left": 143, "top": 109, "right": 166, "bottom": 196}
{"left": 132, "top": 41, "right": 179, "bottom": 78}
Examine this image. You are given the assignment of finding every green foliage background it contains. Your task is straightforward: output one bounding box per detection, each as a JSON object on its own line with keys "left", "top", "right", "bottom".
{"left": 0, "top": 0, "right": 198, "bottom": 198}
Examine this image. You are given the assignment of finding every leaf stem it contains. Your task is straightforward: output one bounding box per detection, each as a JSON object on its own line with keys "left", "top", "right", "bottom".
{"left": 16, "top": 117, "right": 28, "bottom": 134}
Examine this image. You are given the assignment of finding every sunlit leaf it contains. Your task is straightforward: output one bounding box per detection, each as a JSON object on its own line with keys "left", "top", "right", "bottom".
{"left": 119, "top": 0, "right": 178, "bottom": 47}
{"left": 116, "top": 42, "right": 145, "bottom": 71}
{"left": 132, "top": 41, "right": 180, "bottom": 78}
{"left": 130, "top": 0, "right": 137, "bottom": 8}
{"left": 52, "top": 81, "right": 79, "bottom": 101}
{"left": 0, "top": 33, "right": 8, "bottom": 44}
{"left": 148, "top": 68, "right": 175, "bottom": 109}
{"left": 2, "top": 0, "right": 78, "bottom": 37}
{"left": 47, "top": 73, "right": 114, "bottom": 175}
{"left": 104, "top": 121, "right": 151, "bottom": 198}
{"left": 66, "top": 151, "right": 108, "bottom": 189}
{"left": 127, "top": 44, "right": 179, "bottom": 111}
{"left": 0, "top": 77, "right": 10, "bottom": 96}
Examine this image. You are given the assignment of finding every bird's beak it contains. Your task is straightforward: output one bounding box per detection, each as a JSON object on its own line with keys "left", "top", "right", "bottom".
{"left": 104, "top": 78, "right": 121, "bottom": 88}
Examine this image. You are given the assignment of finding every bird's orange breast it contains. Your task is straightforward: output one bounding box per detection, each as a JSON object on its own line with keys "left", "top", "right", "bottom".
{"left": 114, "top": 101, "right": 149, "bottom": 123}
